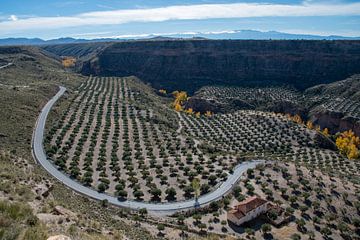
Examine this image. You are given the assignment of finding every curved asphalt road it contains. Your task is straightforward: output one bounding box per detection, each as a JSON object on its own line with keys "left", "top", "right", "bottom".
{"left": 0, "top": 62, "right": 13, "bottom": 69}
{"left": 32, "top": 86, "right": 265, "bottom": 213}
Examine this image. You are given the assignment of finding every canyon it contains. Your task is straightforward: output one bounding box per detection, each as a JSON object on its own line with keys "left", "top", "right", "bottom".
{"left": 43, "top": 40, "right": 360, "bottom": 134}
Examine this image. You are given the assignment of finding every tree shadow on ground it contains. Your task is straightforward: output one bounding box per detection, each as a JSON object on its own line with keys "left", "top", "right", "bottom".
{"left": 264, "top": 233, "right": 274, "bottom": 240}
{"left": 228, "top": 217, "right": 267, "bottom": 234}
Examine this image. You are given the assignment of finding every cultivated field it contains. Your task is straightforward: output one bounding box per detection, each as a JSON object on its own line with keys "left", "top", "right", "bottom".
{"left": 195, "top": 83, "right": 360, "bottom": 124}
{"left": 45, "top": 76, "right": 233, "bottom": 202}
{"left": 196, "top": 85, "right": 304, "bottom": 107}
{"left": 180, "top": 110, "right": 360, "bottom": 183}
{"left": 45, "top": 76, "right": 360, "bottom": 206}
{"left": 175, "top": 161, "right": 360, "bottom": 240}
{"left": 312, "top": 97, "right": 360, "bottom": 119}
{"left": 4, "top": 43, "right": 359, "bottom": 240}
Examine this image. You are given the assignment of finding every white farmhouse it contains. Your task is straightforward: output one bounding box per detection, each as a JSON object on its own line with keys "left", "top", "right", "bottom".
{"left": 227, "top": 196, "right": 269, "bottom": 226}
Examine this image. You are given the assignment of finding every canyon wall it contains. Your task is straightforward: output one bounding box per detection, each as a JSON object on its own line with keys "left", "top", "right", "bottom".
{"left": 81, "top": 40, "right": 360, "bottom": 93}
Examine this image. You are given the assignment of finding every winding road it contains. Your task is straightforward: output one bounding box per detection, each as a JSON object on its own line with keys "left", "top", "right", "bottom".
{"left": 0, "top": 62, "right": 13, "bottom": 70}
{"left": 32, "top": 86, "right": 265, "bottom": 214}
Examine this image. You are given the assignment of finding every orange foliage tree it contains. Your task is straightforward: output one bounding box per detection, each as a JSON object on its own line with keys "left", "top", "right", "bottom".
{"left": 174, "top": 102, "right": 183, "bottom": 112}
{"left": 171, "top": 91, "right": 214, "bottom": 117}
{"left": 172, "top": 91, "right": 188, "bottom": 112}
{"left": 306, "top": 120, "right": 313, "bottom": 130}
{"left": 62, "top": 57, "right": 76, "bottom": 68}
{"left": 292, "top": 114, "right": 303, "bottom": 125}
{"left": 185, "top": 108, "right": 194, "bottom": 115}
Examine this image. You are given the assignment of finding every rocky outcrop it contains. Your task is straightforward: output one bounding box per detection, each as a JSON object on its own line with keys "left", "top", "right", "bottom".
{"left": 54, "top": 205, "right": 78, "bottom": 219}
{"left": 81, "top": 40, "right": 360, "bottom": 93}
{"left": 339, "top": 116, "right": 360, "bottom": 135}
{"left": 263, "top": 101, "right": 308, "bottom": 119}
{"left": 184, "top": 97, "right": 224, "bottom": 113}
{"left": 47, "top": 235, "right": 71, "bottom": 240}
{"left": 310, "top": 110, "right": 360, "bottom": 135}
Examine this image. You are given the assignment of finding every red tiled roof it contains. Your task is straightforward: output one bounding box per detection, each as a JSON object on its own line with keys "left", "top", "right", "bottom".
{"left": 228, "top": 196, "right": 268, "bottom": 219}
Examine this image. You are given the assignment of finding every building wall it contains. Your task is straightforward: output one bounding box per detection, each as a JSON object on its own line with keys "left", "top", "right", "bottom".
{"left": 228, "top": 202, "right": 269, "bottom": 226}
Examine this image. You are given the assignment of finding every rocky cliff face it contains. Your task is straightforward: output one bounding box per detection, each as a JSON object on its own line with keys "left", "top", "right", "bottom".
{"left": 310, "top": 110, "right": 360, "bottom": 136}
{"left": 81, "top": 40, "right": 360, "bottom": 93}
{"left": 306, "top": 75, "right": 360, "bottom": 135}
{"left": 44, "top": 40, "right": 360, "bottom": 135}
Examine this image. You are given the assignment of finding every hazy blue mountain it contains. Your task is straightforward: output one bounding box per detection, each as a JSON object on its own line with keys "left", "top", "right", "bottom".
{"left": 167, "top": 30, "right": 360, "bottom": 40}
{"left": 0, "top": 30, "right": 359, "bottom": 46}
{"left": 0, "top": 37, "right": 46, "bottom": 46}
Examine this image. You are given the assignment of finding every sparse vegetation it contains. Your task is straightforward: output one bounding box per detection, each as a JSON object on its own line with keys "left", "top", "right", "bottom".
{"left": 1, "top": 44, "right": 360, "bottom": 240}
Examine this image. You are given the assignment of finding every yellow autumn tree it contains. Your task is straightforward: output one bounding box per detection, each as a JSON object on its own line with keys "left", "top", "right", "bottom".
{"left": 306, "top": 120, "right": 313, "bottom": 129}
{"left": 185, "top": 108, "right": 194, "bottom": 115}
{"left": 205, "top": 111, "right": 213, "bottom": 117}
{"left": 291, "top": 114, "right": 303, "bottom": 125}
{"left": 322, "top": 128, "right": 330, "bottom": 137}
{"left": 336, "top": 130, "right": 360, "bottom": 160}
{"left": 172, "top": 91, "right": 188, "bottom": 111}
{"left": 174, "top": 102, "right": 183, "bottom": 112}
{"left": 195, "top": 112, "right": 201, "bottom": 118}
{"left": 348, "top": 144, "right": 360, "bottom": 159}
{"left": 172, "top": 91, "right": 188, "bottom": 105}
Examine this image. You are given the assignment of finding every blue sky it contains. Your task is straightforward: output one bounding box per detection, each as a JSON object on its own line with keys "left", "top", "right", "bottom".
{"left": 0, "top": 0, "right": 359, "bottom": 39}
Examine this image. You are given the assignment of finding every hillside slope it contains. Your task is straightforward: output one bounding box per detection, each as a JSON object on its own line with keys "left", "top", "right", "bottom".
{"left": 188, "top": 75, "right": 360, "bottom": 135}
{"left": 0, "top": 46, "right": 85, "bottom": 152}
{"left": 306, "top": 74, "right": 360, "bottom": 135}
{"left": 0, "top": 46, "right": 153, "bottom": 239}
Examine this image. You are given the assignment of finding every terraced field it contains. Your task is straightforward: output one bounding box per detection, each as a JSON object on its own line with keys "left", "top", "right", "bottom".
{"left": 196, "top": 83, "right": 360, "bottom": 125}
{"left": 180, "top": 110, "right": 360, "bottom": 182}
{"left": 45, "top": 76, "right": 234, "bottom": 202}
{"left": 313, "top": 97, "right": 360, "bottom": 119}
{"left": 44, "top": 76, "right": 360, "bottom": 207}
{"left": 2, "top": 41, "right": 359, "bottom": 240}
{"left": 196, "top": 86, "right": 304, "bottom": 107}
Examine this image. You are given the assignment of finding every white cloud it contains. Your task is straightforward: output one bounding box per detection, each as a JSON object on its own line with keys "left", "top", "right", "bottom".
{"left": 8, "top": 15, "right": 18, "bottom": 21}
{"left": 71, "top": 31, "right": 113, "bottom": 38}
{"left": 1, "top": 2, "right": 360, "bottom": 34}
{"left": 96, "top": 4, "right": 114, "bottom": 10}
{"left": 53, "top": 1, "right": 85, "bottom": 8}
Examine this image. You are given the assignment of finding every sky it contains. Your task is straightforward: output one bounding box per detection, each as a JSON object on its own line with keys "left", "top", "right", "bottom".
{"left": 0, "top": 0, "right": 359, "bottom": 39}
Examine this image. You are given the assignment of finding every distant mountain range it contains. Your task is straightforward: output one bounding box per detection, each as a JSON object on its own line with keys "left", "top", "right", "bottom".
{"left": 0, "top": 30, "right": 359, "bottom": 46}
